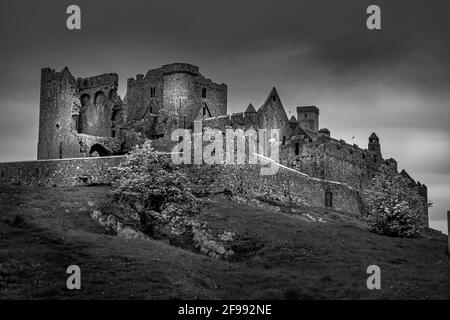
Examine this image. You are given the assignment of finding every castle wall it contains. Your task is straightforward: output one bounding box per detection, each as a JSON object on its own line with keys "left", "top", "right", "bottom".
{"left": 281, "top": 138, "right": 373, "bottom": 190}
{"left": 183, "top": 164, "right": 361, "bottom": 214}
{"left": 0, "top": 157, "right": 362, "bottom": 215}
{"left": 0, "top": 156, "right": 123, "bottom": 186}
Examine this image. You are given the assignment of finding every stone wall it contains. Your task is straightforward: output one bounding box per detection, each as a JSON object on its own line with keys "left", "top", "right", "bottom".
{"left": 183, "top": 164, "right": 361, "bottom": 214}
{"left": 0, "top": 156, "right": 124, "bottom": 186}
{"left": 0, "top": 156, "right": 362, "bottom": 215}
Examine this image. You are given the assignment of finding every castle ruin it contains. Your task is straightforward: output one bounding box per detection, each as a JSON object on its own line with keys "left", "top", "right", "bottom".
{"left": 1, "top": 63, "right": 428, "bottom": 220}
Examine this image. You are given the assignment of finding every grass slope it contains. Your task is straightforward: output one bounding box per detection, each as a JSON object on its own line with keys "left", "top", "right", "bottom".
{"left": 0, "top": 184, "right": 448, "bottom": 299}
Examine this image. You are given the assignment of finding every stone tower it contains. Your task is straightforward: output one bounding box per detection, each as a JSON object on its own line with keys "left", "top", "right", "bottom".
{"left": 38, "top": 67, "right": 80, "bottom": 160}
{"left": 368, "top": 132, "right": 381, "bottom": 154}
{"left": 297, "top": 106, "right": 319, "bottom": 132}
{"left": 126, "top": 63, "right": 227, "bottom": 136}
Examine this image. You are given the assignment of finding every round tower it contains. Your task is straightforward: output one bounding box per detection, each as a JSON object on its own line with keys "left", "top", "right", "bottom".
{"left": 38, "top": 67, "right": 78, "bottom": 160}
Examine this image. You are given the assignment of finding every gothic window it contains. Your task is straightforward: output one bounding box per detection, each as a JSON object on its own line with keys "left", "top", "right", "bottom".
{"left": 373, "top": 155, "right": 377, "bottom": 162}
{"left": 282, "top": 136, "right": 286, "bottom": 145}
{"left": 202, "top": 87, "right": 207, "bottom": 98}
{"left": 150, "top": 87, "right": 156, "bottom": 98}
{"left": 325, "top": 191, "right": 333, "bottom": 208}
{"left": 295, "top": 142, "right": 300, "bottom": 155}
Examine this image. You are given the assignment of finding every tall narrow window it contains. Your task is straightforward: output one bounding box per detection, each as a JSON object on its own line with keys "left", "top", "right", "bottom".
{"left": 295, "top": 142, "right": 300, "bottom": 155}
{"left": 325, "top": 191, "right": 333, "bottom": 208}
{"left": 150, "top": 87, "right": 156, "bottom": 98}
{"left": 202, "top": 87, "right": 207, "bottom": 98}
{"left": 282, "top": 136, "right": 286, "bottom": 145}
{"left": 203, "top": 106, "right": 206, "bottom": 116}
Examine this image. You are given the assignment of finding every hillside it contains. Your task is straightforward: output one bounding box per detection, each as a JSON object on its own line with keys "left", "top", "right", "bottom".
{"left": 0, "top": 184, "right": 449, "bottom": 299}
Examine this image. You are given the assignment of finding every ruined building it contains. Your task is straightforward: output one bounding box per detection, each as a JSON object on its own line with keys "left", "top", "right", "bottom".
{"left": 36, "top": 63, "right": 428, "bottom": 219}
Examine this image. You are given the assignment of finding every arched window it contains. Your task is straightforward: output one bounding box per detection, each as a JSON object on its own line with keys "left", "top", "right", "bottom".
{"left": 94, "top": 91, "right": 105, "bottom": 106}
{"left": 325, "top": 191, "right": 333, "bottom": 208}
{"left": 80, "top": 93, "right": 90, "bottom": 107}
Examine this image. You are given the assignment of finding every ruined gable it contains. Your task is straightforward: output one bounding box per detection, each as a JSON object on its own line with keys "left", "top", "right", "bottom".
{"left": 257, "top": 87, "right": 290, "bottom": 142}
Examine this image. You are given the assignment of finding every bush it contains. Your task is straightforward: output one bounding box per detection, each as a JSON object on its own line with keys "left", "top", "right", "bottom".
{"left": 109, "top": 140, "right": 236, "bottom": 259}
{"left": 109, "top": 140, "right": 199, "bottom": 236}
{"left": 364, "top": 164, "right": 425, "bottom": 237}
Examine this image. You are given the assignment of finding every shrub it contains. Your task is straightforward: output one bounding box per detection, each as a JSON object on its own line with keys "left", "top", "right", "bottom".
{"left": 109, "top": 140, "right": 199, "bottom": 236}
{"left": 109, "top": 140, "right": 236, "bottom": 259}
{"left": 364, "top": 164, "right": 425, "bottom": 237}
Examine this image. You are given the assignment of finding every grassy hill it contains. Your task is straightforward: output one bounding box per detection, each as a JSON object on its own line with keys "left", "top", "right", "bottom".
{"left": 0, "top": 184, "right": 448, "bottom": 299}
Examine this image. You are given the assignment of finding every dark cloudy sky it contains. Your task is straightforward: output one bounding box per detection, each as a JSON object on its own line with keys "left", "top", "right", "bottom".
{"left": 0, "top": 0, "right": 448, "bottom": 232}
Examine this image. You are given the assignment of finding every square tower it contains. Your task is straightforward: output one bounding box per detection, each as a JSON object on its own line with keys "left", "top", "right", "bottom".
{"left": 297, "top": 106, "right": 319, "bottom": 132}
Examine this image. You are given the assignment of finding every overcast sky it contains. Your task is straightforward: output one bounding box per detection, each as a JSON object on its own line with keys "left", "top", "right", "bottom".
{"left": 0, "top": 0, "right": 448, "bottom": 232}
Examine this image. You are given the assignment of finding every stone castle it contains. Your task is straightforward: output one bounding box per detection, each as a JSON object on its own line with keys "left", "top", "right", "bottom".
{"left": 1, "top": 62, "right": 428, "bottom": 219}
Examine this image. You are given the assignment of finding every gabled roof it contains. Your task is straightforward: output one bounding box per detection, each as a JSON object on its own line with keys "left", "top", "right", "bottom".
{"left": 260, "top": 87, "right": 280, "bottom": 108}
{"left": 290, "top": 115, "right": 297, "bottom": 122}
{"left": 257, "top": 87, "right": 288, "bottom": 122}
{"left": 140, "top": 99, "right": 158, "bottom": 119}
{"left": 301, "top": 127, "right": 318, "bottom": 141}
{"left": 194, "top": 102, "right": 212, "bottom": 119}
{"left": 369, "top": 132, "right": 378, "bottom": 139}
{"left": 245, "top": 103, "right": 256, "bottom": 113}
